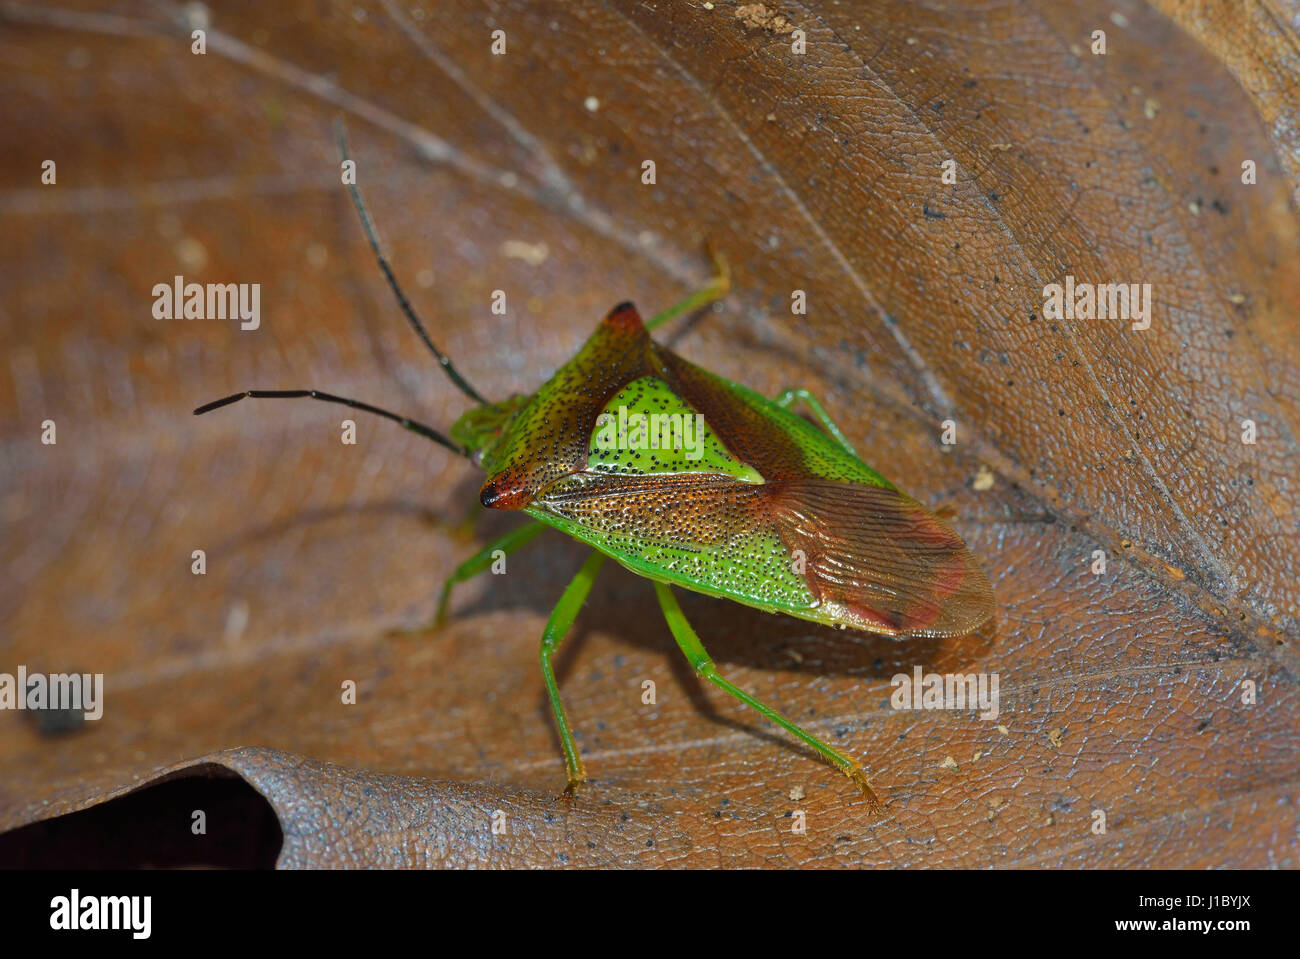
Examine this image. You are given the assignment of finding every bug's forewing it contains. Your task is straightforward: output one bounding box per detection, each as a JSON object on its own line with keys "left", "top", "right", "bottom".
{"left": 490, "top": 302, "right": 996, "bottom": 639}
{"left": 534, "top": 473, "right": 994, "bottom": 639}
{"left": 768, "top": 480, "right": 996, "bottom": 638}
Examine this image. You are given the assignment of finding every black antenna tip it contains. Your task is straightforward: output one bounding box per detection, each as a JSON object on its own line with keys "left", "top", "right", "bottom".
{"left": 194, "top": 393, "right": 245, "bottom": 415}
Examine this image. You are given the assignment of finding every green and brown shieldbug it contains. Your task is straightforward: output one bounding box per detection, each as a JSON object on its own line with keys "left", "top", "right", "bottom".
{"left": 195, "top": 127, "right": 995, "bottom": 809}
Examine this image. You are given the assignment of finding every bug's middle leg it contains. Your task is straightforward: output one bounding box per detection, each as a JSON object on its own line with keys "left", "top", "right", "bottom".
{"left": 540, "top": 551, "right": 607, "bottom": 794}
{"left": 773, "top": 387, "right": 858, "bottom": 456}
{"left": 653, "top": 581, "right": 883, "bottom": 811}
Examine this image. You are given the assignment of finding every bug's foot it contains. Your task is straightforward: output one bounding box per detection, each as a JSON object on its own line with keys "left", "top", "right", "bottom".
{"left": 556, "top": 777, "right": 586, "bottom": 803}
{"left": 703, "top": 237, "right": 731, "bottom": 296}
{"left": 385, "top": 618, "right": 442, "bottom": 639}
{"left": 933, "top": 502, "right": 959, "bottom": 522}
{"left": 384, "top": 601, "right": 452, "bottom": 639}
{"left": 846, "top": 766, "right": 886, "bottom": 814}
{"left": 433, "top": 592, "right": 452, "bottom": 629}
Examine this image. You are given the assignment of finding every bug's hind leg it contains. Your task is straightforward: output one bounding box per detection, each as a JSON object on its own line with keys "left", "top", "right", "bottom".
{"left": 773, "top": 388, "right": 858, "bottom": 457}
{"left": 433, "top": 520, "right": 547, "bottom": 627}
{"left": 540, "top": 551, "right": 607, "bottom": 795}
{"left": 653, "top": 581, "right": 883, "bottom": 811}
{"left": 644, "top": 244, "right": 730, "bottom": 332}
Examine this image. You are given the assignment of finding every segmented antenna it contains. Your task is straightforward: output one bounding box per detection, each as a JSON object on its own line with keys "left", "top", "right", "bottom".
{"left": 194, "top": 390, "right": 469, "bottom": 458}
{"left": 334, "top": 117, "right": 488, "bottom": 406}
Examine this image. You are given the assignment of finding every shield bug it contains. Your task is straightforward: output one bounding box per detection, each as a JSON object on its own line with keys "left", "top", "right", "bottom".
{"left": 195, "top": 126, "right": 996, "bottom": 810}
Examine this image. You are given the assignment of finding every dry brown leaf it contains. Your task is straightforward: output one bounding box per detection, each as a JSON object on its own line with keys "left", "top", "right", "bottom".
{"left": 1, "top": 0, "right": 1298, "bottom": 868}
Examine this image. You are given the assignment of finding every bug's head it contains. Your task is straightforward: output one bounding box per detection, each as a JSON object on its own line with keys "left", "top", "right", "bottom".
{"left": 451, "top": 393, "right": 529, "bottom": 467}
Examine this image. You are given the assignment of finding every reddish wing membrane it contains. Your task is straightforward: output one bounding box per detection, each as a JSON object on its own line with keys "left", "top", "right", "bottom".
{"left": 771, "top": 479, "right": 996, "bottom": 638}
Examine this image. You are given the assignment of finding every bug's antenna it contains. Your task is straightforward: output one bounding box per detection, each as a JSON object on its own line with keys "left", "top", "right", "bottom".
{"left": 194, "top": 390, "right": 471, "bottom": 459}
{"left": 333, "top": 117, "right": 489, "bottom": 406}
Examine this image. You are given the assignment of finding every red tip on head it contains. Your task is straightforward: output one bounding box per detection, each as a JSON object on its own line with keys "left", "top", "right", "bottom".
{"left": 479, "top": 471, "right": 533, "bottom": 510}
{"left": 603, "top": 301, "right": 644, "bottom": 334}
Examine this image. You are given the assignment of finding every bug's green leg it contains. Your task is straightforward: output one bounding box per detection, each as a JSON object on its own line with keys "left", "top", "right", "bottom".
{"left": 435, "top": 520, "right": 547, "bottom": 627}
{"left": 644, "top": 244, "right": 731, "bottom": 332}
{"left": 653, "top": 581, "right": 884, "bottom": 811}
{"left": 773, "top": 388, "right": 859, "bottom": 457}
{"left": 541, "top": 551, "right": 607, "bottom": 795}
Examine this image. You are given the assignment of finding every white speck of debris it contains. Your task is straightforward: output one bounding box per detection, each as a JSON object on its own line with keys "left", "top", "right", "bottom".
{"left": 501, "top": 239, "right": 550, "bottom": 266}
{"left": 1109, "top": 11, "right": 1130, "bottom": 28}
{"left": 789, "top": 785, "right": 805, "bottom": 801}
{"left": 973, "top": 464, "right": 995, "bottom": 491}
{"left": 584, "top": 96, "right": 600, "bottom": 112}
{"left": 175, "top": 236, "right": 208, "bottom": 271}
{"left": 997, "top": 724, "right": 1009, "bottom": 735}
{"left": 223, "top": 600, "right": 250, "bottom": 644}
{"left": 182, "top": 2, "right": 210, "bottom": 31}
{"left": 499, "top": 171, "right": 519, "bottom": 190}
{"left": 941, "top": 755, "right": 959, "bottom": 770}
{"left": 703, "top": 1, "right": 714, "bottom": 9}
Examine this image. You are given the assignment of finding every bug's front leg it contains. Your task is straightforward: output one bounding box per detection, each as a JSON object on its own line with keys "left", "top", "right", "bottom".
{"left": 539, "top": 551, "right": 606, "bottom": 795}
{"left": 773, "top": 387, "right": 858, "bottom": 457}
{"left": 652, "top": 581, "right": 884, "bottom": 812}
{"left": 434, "top": 520, "right": 547, "bottom": 627}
